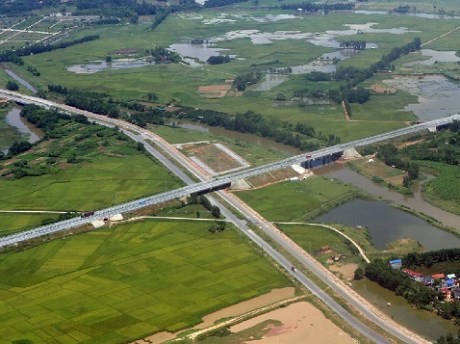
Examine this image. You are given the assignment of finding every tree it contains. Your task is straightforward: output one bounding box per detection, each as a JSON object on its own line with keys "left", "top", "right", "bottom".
{"left": 105, "top": 55, "right": 112, "bottom": 63}
{"left": 354, "top": 267, "right": 364, "bottom": 280}
{"left": 6, "top": 81, "right": 19, "bottom": 91}
{"left": 211, "top": 205, "right": 221, "bottom": 218}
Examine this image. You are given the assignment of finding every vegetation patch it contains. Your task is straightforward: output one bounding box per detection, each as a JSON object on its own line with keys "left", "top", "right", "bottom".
{"left": 0, "top": 220, "right": 290, "bottom": 343}
{"left": 0, "top": 105, "right": 182, "bottom": 233}
{"left": 236, "top": 176, "right": 360, "bottom": 222}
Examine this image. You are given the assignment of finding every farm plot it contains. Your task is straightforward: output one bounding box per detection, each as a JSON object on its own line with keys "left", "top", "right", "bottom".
{"left": 0, "top": 219, "right": 290, "bottom": 344}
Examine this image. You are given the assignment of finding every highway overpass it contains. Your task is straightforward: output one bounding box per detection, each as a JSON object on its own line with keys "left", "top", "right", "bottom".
{"left": 0, "top": 89, "right": 459, "bottom": 249}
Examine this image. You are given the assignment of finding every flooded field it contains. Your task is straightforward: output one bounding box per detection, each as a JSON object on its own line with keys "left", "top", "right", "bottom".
{"left": 67, "top": 58, "right": 153, "bottom": 74}
{"left": 383, "top": 75, "right": 460, "bottom": 120}
{"left": 403, "top": 49, "right": 460, "bottom": 66}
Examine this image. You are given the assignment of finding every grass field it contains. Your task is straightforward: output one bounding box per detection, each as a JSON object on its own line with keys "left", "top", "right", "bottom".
{"left": 236, "top": 176, "right": 360, "bottom": 222}
{"left": 0, "top": 213, "right": 60, "bottom": 237}
{"left": 277, "top": 224, "right": 357, "bottom": 259}
{"left": 0, "top": 154, "right": 180, "bottom": 211}
{"left": 0, "top": 219, "right": 290, "bottom": 344}
{"left": 418, "top": 161, "right": 460, "bottom": 215}
{"left": 152, "top": 125, "right": 293, "bottom": 166}
{"left": 0, "top": 110, "right": 182, "bottom": 233}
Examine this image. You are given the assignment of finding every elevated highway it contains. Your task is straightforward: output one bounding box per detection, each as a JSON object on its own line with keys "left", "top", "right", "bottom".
{"left": 0, "top": 88, "right": 459, "bottom": 250}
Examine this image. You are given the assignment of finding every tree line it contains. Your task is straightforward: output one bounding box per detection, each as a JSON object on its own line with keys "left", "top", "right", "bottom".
{"left": 0, "top": 35, "right": 100, "bottom": 65}
{"left": 364, "top": 259, "right": 437, "bottom": 309}
{"left": 340, "top": 40, "right": 367, "bottom": 50}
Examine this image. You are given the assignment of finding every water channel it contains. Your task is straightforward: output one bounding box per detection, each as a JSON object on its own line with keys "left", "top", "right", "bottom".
{"left": 4, "top": 69, "right": 37, "bottom": 94}
{"left": 1, "top": 107, "right": 42, "bottom": 152}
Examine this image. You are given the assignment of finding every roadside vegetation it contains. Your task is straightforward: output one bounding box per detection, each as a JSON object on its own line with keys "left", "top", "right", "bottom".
{"left": 0, "top": 105, "right": 182, "bottom": 233}
{"left": 236, "top": 175, "right": 360, "bottom": 222}
{"left": 0, "top": 219, "right": 290, "bottom": 343}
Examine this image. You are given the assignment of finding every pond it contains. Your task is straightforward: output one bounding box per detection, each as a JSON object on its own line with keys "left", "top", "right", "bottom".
{"left": 316, "top": 164, "right": 460, "bottom": 230}
{"left": 315, "top": 198, "right": 460, "bottom": 250}
{"left": 403, "top": 49, "right": 460, "bottom": 66}
{"left": 383, "top": 75, "right": 460, "bottom": 121}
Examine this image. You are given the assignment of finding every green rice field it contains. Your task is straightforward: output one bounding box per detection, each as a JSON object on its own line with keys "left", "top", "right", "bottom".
{"left": 0, "top": 219, "right": 290, "bottom": 343}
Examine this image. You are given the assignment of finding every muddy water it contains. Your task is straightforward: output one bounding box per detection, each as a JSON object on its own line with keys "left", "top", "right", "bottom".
{"left": 383, "top": 75, "right": 460, "bottom": 121}
{"left": 171, "top": 121, "right": 301, "bottom": 155}
{"left": 354, "top": 279, "right": 458, "bottom": 341}
{"left": 316, "top": 164, "right": 460, "bottom": 231}
{"left": 5, "top": 107, "right": 42, "bottom": 145}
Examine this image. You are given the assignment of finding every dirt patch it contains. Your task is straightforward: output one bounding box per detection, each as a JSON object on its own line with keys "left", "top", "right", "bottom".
{"left": 329, "top": 263, "right": 358, "bottom": 281}
{"left": 246, "top": 167, "right": 304, "bottom": 189}
{"left": 132, "top": 287, "right": 295, "bottom": 344}
{"left": 230, "top": 301, "right": 356, "bottom": 344}
{"left": 181, "top": 143, "right": 246, "bottom": 173}
{"left": 370, "top": 83, "right": 397, "bottom": 94}
{"left": 197, "top": 84, "right": 232, "bottom": 98}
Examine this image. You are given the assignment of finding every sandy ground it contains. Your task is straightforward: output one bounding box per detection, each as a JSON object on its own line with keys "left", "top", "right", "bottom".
{"left": 246, "top": 166, "right": 302, "bottom": 189}
{"left": 198, "top": 84, "right": 232, "bottom": 98}
{"left": 329, "top": 263, "right": 358, "bottom": 281}
{"left": 133, "top": 287, "right": 295, "bottom": 344}
{"left": 370, "top": 83, "right": 397, "bottom": 94}
{"left": 230, "top": 301, "right": 356, "bottom": 344}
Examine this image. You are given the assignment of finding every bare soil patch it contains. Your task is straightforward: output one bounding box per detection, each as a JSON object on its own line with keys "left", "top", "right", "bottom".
{"left": 197, "top": 84, "right": 232, "bottom": 98}
{"left": 329, "top": 263, "right": 358, "bottom": 281}
{"left": 370, "top": 83, "right": 397, "bottom": 94}
{"left": 133, "top": 287, "right": 295, "bottom": 344}
{"left": 230, "top": 301, "right": 356, "bottom": 344}
{"left": 181, "top": 143, "right": 244, "bottom": 173}
{"left": 246, "top": 167, "right": 302, "bottom": 189}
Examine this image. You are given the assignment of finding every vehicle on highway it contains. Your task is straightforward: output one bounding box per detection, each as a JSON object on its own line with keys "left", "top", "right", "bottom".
{"left": 81, "top": 211, "right": 95, "bottom": 218}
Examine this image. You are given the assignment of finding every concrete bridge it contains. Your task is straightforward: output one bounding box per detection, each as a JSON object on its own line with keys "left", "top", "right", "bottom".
{"left": 0, "top": 88, "right": 459, "bottom": 248}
